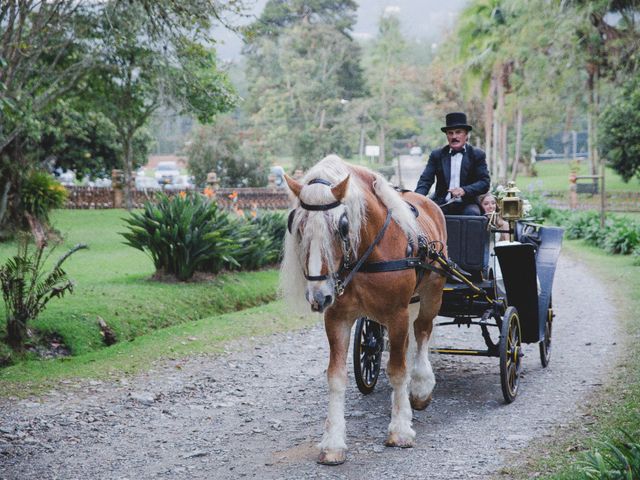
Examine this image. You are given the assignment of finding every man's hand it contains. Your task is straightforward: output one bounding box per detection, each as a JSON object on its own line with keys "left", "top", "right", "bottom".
{"left": 448, "top": 187, "right": 465, "bottom": 198}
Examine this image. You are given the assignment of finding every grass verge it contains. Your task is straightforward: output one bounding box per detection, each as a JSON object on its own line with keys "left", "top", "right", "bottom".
{"left": 0, "top": 209, "right": 280, "bottom": 359}
{"left": 498, "top": 239, "right": 640, "bottom": 479}
{"left": 519, "top": 160, "right": 640, "bottom": 192}
{"left": 0, "top": 300, "right": 318, "bottom": 398}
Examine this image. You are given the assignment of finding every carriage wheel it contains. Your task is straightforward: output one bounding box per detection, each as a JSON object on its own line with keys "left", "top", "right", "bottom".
{"left": 499, "top": 306, "right": 522, "bottom": 403}
{"left": 539, "top": 296, "right": 553, "bottom": 368}
{"left": 353, "top": 317, "right": 384, "bottom": 395}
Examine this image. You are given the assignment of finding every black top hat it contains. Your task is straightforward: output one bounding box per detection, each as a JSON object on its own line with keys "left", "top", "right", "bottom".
{"left": 441, "top": 112, "right": 472, "bottom": 132}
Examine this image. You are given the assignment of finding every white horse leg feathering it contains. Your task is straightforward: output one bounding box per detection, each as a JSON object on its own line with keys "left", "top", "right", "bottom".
{"left": 384, "top": 308, "right": 415, "bottom": 447}
{"left": 317, "top": 318, "right": 351, "bottom": 465}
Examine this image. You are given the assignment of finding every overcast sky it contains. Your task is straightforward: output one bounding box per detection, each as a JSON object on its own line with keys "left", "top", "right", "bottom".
{"left": 214, "top": 0, "right": 468, "bottom": 62}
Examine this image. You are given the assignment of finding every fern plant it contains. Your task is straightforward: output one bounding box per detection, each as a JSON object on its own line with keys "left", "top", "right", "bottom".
{"left": 602, "top": 220, "right": 640, "bottom": 255}
{"left": 0, "top": 237, "right": 86, "bottom": 351}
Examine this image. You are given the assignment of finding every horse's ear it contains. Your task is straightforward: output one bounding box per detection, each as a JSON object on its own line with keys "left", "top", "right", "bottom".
{"left": 284, "top": 174, "right": 302, "bottom": 197}
{"left": 331, "top": 175, "right": 350, "bottom": 202}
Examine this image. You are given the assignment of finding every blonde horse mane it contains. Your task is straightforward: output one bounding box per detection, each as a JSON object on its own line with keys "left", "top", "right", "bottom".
{"left": 280, "top": 154, "right": 420, "bottom": 313}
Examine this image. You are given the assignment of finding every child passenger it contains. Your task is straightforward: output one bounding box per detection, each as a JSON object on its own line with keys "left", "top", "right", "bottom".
{"left": 479, "top": 193, "right": 509, "bottom": 242}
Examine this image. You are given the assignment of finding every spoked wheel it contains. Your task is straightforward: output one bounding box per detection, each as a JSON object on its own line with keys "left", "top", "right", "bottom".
{"left": 353, "top": 317, "right": 384, "bottom": 395}
{"left": 499, "top": 306, "right": 523, "bottom": 403}
{"left": 539, "top": 296, "right": 553, "bottom": 368}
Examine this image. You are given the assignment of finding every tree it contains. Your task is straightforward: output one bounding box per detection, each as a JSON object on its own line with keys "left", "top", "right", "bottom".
{"left": 87, "top": 1, "right": 237, "bottom": 209}
{"left": 566, "top": 0, "right": 640, "bottom": 177}
{"left": 27, "top": 100, "right": 152, "bottom": 180}
{"left": 0, "top": 1, "right": 96, "bottom": 153}
{"left": 1, "top": 0, "right": 248, "bottom": 232}
{"left": 243, "top": 0, "right": 365, "bottom": 167}
{"left": 455, "top": 0, "right": 516, "bottom": 182}
{"left": 0, "top": 1, "right": 98, "bottom": 235}
{"left": 363, "top": 12, "right": 420, "bottom": 165}
{"left": 246, "top": 0, "right": 358, "bottom": 39}
{"left": 187, "top": 116, "right": 268, "bottom": 188}
{"left": 599, "top": 76, "right": 640, "bottom": 182}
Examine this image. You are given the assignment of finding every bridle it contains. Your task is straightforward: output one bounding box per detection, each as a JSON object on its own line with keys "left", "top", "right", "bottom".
{"left": 287, "top": 178, "right": 392, "bottom": 297}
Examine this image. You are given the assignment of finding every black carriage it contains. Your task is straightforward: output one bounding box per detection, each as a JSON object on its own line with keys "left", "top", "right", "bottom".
{"left": 353, "top": 187, "right": 564, "bottom": 403}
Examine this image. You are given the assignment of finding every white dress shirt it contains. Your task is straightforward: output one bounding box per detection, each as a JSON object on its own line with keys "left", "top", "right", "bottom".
{"left": 445, "top": 145, "right": 465, "bottom": 202}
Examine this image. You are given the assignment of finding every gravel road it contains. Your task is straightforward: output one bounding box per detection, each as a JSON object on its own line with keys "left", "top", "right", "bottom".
{"left": 0, "top": 252, "right": 620, "bottom": 480}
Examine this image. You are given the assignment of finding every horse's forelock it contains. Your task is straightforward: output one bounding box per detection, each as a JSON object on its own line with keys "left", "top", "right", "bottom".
{"left": 297, "top": 155, "right": 365, "bottom": 260}
{"left": 281, "top": 157, "right": 365, "bottom": 300}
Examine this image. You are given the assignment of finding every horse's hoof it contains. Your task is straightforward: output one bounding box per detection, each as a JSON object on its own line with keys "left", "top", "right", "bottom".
{"left": 385, "top": 433, "right": 414, "bottom": 449}
{"left": 410, "top": 393, "right": 433, "bottom": 411}
{"left": 317, "top": 449, "right": 346, "bottom": 465}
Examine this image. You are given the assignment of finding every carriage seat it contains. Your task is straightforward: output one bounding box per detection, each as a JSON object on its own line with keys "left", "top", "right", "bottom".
{"left": 444, "top": 215, "right": 490, "bottom": 281}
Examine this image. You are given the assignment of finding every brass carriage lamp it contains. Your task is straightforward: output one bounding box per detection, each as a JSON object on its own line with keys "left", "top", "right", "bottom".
{"left": 499, "top": 182, "right": 523, "bottom": 241}
{"left": 500, "top": 182, "right": 523, "bottom": 221}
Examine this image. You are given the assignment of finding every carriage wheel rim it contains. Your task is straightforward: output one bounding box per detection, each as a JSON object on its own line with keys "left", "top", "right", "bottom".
{"left": 545, "top": 309, "right": 553, "bottom": 351}
{"left": 508, "top": 319, "right": 521, "bottom": 394}
{"left": 359, "top": 323, "right": 381, "bottom": 388}
{"left": 501, "top": 308, "right": 522, "bottom": 399}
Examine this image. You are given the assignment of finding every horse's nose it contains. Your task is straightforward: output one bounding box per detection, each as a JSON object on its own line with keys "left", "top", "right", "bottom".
{"left": 311, "top": 291, "right": 333, "bottom": 313}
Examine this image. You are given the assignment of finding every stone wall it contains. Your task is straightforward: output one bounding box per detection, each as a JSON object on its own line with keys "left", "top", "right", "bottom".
{"left": 64, "top": 186, "right": 292, "bottom": 210}
{"left": 63, "top": 187, "right": 640, "bottom": 212}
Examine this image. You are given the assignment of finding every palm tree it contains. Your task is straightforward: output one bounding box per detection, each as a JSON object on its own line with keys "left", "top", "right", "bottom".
{"left": 457, "top": 0, "right": 512, "bottom": 182}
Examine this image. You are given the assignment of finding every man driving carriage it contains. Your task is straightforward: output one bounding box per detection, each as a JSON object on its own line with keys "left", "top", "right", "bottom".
{"left": 415, "top": 112, "right": 490, "bottom": 215}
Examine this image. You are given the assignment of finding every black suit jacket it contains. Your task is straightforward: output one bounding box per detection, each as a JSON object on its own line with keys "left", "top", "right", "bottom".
{"left": 415, "top": 144, "right": 490, "bottom": 205}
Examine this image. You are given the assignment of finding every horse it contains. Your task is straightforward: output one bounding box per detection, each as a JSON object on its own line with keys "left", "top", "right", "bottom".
{"left": 280, "top": 154, "right": 447, "bottom": 465}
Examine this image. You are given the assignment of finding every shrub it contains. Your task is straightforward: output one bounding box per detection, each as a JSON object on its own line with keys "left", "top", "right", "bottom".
{"left": 121, "top": 192, "right": 239, "bottom": 280}
{"left": 230, "top": 221, "right": 277, "bottom": 271}
{"left": 249, "top": 211, "right": 286, "bottom": 263}
{"left": 577, "top": 431, "right": 640, "bottom": 479}
{"left": 520, "top": 195, "right": 640, "bottom": 259}
{"left": 0, "top": 236, "right": 86, "bottom": 351}
{"left": 525, "top": 193, "right": 556, "bottom": 223}
{"left": 229, "top": 211, "right": 286, "bottom": 271}
{"left": 21, "top": 171, "right": 68, "bottom": 223}
{"left": 602, "top": 219, "right": 640, "bottom": 255}
{"left": 564, "top": 211, "right": 601, "bottom": 241}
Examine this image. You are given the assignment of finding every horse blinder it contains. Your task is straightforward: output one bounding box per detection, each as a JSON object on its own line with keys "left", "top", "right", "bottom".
{"left": 338, "top": 212, "right": 349, "bottom": 242}
{"left": 287, "top": 209, "right": 296, "bottom": 235}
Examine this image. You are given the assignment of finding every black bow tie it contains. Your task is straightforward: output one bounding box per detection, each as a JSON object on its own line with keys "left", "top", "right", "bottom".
{"left": 450, "top": 148, "right": 464, "bottom": 155}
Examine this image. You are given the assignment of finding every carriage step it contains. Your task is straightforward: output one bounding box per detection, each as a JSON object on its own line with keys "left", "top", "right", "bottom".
{"left": 430, "top": 347, "right": 496, "bottom": 357}
{"left": 444, "top": 280, "right": 494, "bottom": 291}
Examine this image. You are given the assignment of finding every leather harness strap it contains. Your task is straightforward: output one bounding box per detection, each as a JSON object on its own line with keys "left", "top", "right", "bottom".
{"left": 334, "top": 209, "right": 393, "bottom": 294}
{"left": 295, "top": 179, "right": 451, "bottom": 296}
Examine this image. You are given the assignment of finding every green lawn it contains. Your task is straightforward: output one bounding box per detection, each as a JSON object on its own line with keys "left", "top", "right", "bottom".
{"left": 518, "top": 160, "right": 640, "bottom": 193}
{"left": 0, "top": 209, "right": 280, "bottom": 359}
{"left": 0, "top": 300, "right": 316, "bottom": 398}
